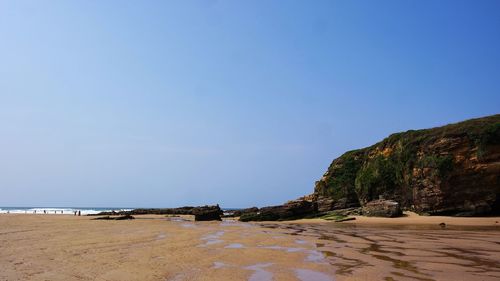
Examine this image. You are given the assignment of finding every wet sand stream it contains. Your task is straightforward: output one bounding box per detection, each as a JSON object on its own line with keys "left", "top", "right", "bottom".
{"left": 259, "top": 222, "right": 500, "bottom": 281}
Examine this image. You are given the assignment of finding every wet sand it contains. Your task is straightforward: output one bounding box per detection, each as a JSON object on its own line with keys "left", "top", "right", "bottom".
{"left": 0, "top": 214, "right": 499, "bottom": 281}
{"left": 292, "top": 211, "right": 500, "bottom": 227}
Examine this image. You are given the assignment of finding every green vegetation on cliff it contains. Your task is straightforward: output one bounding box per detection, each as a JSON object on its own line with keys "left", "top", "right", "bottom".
{"left": 320, "top": 150, "right": 363, "bottom": 201}
{"left": 314, "top": 114, "right": 500, "bottom": 215}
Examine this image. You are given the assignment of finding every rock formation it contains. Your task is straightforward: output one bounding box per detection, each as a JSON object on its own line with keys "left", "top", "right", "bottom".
{"left": 239, "top": 200, "right": 315, "bottom": 221}
{"left": 92, "top": 205, "right": 223, "bottom": 221}
{"left": 224, "top": 207, "right": 259, "bottom": 218}
{"left": 313, "top": 114, "right": 500, "bottom": 216}
{"left": 92, "top": 214, "right": 135, "bottom": 220}
{"left": 362, "top": 200, "right": 402, "bottom": 217}
{"left": 192, "top": 205, "right": 223, "bottom": 221}
{"left": 240, "top": 114, "right": 499, "bottom": 221}
{"left": 93, "top": 115, "right": 499, "bottom": 222}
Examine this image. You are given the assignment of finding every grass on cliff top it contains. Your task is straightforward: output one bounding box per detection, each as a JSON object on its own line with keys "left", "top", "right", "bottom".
{"left": 379, "top": 114, "right": 500, "bottom": 159}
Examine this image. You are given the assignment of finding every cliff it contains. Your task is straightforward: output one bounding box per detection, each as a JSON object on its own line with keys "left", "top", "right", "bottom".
{"left": 313, "top": 114, "right": 500, "bottom": 216}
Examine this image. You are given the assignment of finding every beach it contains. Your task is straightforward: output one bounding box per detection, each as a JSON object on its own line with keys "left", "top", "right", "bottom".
{"left": 0, "top": 214, "right": 499, "bottom": 281}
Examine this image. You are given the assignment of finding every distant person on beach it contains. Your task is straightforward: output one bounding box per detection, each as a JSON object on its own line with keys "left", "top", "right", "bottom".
{"left": 78, "top": 210, "right": 81, "bottom": 216}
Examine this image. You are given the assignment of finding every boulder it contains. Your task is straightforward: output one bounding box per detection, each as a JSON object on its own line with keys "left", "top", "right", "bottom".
{"left": 363, "top": 200, "right": 402, "bottom": 217}
{"left": 192, "top": 205, "right": 222, "bottom": 221}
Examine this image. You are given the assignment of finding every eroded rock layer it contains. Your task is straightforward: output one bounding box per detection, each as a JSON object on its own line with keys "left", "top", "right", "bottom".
{"left": 313, "top": 114, "right": 500, "bottom": 216}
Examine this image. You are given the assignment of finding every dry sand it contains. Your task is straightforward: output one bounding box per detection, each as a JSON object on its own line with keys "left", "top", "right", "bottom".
{"left": 0, "top": 213, "right": 499, "bottom": 281}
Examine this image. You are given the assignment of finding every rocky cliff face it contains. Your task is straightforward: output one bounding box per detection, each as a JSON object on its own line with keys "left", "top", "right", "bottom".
{"left": 313, "top": 114, "right": 500, "bottom": 216}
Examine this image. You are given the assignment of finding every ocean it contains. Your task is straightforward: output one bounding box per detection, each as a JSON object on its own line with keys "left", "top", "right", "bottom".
{"left": 0, "top": 207, "right": 133, "bottom": 215}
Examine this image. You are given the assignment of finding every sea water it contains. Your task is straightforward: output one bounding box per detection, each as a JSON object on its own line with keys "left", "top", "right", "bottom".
{"left": 0, "top": 206, "right": 133, "bottom": 215}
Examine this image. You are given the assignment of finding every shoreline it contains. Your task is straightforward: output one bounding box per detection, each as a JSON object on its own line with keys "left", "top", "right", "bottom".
{"left": 1, "top": 212, "right": 499, "bottom": 280}
{"left": 3, "top": 211, "right": 500, "bottom": 227}
{"left": 285, "top": 211, "right": 500, "bottom": 227}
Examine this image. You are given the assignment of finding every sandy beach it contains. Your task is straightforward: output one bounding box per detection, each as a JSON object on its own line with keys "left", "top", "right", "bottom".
{"left": 294, "top": 211, "right": 500, "bottom": 227}
{"left": 0, "top": 214, "right": 499, "bottom": 281}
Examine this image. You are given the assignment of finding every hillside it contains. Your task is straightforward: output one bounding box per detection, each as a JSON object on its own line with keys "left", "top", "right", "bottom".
{"left": 313, "top": 114, "right": 500, "bottom": 216}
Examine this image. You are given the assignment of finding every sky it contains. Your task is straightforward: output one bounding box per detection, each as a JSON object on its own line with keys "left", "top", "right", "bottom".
{"left": 0, "top": 1, "right": 499, "bottom": 208}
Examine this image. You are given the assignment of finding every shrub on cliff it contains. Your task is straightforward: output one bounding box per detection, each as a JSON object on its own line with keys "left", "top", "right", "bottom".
{"left": 313, "top": 114, "right": 500, "bottom": 216}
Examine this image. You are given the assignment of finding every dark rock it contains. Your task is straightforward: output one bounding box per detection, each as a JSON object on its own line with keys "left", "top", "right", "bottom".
{"left": 91, "top": 207, "right": 197, "bottom": 216}
{"left": 93, "top": 216, "right": 112, "bottom": 220}
{"left": 115, "top": 214, "right": 135, "bottom": 220}
{"left": 334, "top": 217, "right": 356, "bottom": 222}
{"left": 239, "top": 206, "right": 281, "bottom": 222}
{"left": 129, "top": 207, "right": 195, "bottom": 215}
{"left": 316, "top": 196, "right": 335, "bottom": 213}
{"left": 192, "top": 205, "right": 222, "bottom": 221}
{"left": 225, "top": 207, "right": 259, "bottom": 217}
{"left": 93, "top": 215, "right": 135, "bottom": 220}
{"left": 89, "top": 210, "right": 123, "bottom": 216}
{"left": 330, "top": 207, "right": 362, "bottom": 217}
{"left": 239, "top": 200, "right": 315, "bottom": 222}
{"left": 92, "top": 205, "right": 224, "bottom": 220}
{"left": 363, "top": 200, "right": 402, "bottom": 217}
{"left": 332, "top": 198, "right": 361, "bottom": 210}
{"left": 282, "top": 200, "right": 315, "bottom": 218}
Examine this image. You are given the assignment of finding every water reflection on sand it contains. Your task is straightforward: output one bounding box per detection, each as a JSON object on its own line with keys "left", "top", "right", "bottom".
{"left": 1, "top": 215, "right": 497, "bottom": 281}
{"left": 260, "top": 222, "right": 500, "bottom": 281}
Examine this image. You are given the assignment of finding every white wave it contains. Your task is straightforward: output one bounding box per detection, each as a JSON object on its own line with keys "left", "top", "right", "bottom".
{"left": 0, "top": 208, "right": 133, "bottom": 215}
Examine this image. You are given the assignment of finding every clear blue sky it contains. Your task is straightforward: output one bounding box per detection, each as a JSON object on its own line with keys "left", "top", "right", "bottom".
{"left": 0, "top": 1, "right": 499, "bottom": 208}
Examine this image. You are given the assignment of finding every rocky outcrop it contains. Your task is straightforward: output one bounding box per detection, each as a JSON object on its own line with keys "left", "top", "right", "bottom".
{"left": 327, "top": 207, "right": 362, "bottom": 217}
{"left": 313, "top": 114, "right": 500, "bottom": 216}
{"left": 282, "top": 199, "right": 315, "bottom": 217}
{"left": 239, "top": 200, "right": 315, "bottom": 221}
{"left": 315, "top": 196, "right": 335, "bottom": 213}
{"left": 89, "top": 116, "right": 497, "bottom": 222}
{"left": 124, "top": 207, "right": 195, "bottom": 215}
{"left": 93, "top": 205, "right": 223, "bottom": 221}
{"left": 92, "top": 206, "right": 208, "bottom": 217}
{"left": 192, "top": 205, "right": 223, "bottom": 221}
{"left": 363, "top": 200, "right": 402, "bottom": 217}
{"left": 93, "top": 214, "right": 135, "bottom": 220}
{"left": 239, "top": 115, "right": 499, "bottom": 221}
{"left": 239, "top": 206, "right": 281, "bottom": 222}
{"left": 225, "top": 207, "right": 259, "bottom": 217}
